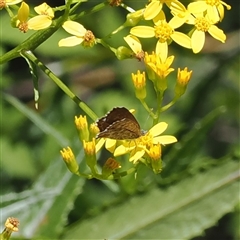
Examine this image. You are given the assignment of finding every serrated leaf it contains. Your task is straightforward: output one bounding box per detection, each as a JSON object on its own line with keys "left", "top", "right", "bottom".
{"left": 63, "top": 159, "right": 240, "bottom": 239}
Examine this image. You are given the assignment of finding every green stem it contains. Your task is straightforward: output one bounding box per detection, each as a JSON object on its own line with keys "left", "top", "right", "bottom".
{"left": 107, "top": 167, "right": 137, "bottom": 180}
{"left": 70, "top": 1, "right": 109, "bottom": 20}
{"left": 21, "top": 50, "right": 98, "bottom": 121}
{"left": 160, "top": 98, "right": 177, "bottom": 112}
{"left": 140, "top": 99, "right": 156, "bottom": 119}
{"left": 96, "top": 39, "right": 117, "bottom": 54}
{"left": 153, "top": 91, "right": 163, "bottom": 125}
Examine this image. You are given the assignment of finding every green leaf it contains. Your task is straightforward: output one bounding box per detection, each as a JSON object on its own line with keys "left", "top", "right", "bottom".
{"left": 3, "top": 93, "right": 69, "bottom": 147}
{"left": 20, "top": 51, "right": 39, "bottom": 109}
{"left": 63, "top": 159, "right": 239, "bottom": 239}
{"left": 1, "top": 94, "right": 84, "bottom": 238}
{"left": 1, "top": 155, "right": 85, "bottom": 239}
{"left": 163, "top": 106, "right": 227, "bottom": 176}
{"left": 0, "top": 137, "right": 37, "bottom": 178}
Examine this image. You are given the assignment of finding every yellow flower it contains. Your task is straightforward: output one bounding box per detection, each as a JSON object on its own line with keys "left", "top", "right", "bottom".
{"left": 123, "top": 35, "right": 144, "bottom": 61}
{"left": 186, "top": 12, "right": 226, "bottom": 53}
{"left": 114, "top": 122, "right": 177, "bottom": 163}
{"left": 130, "top": 17, "right": 191, "bottom": 62}
{"left": 146, "top": 55, "right": 175, "bottom": 92}
{"left": 0, "top": 0, "right": 22, "bottom": 9}
{"left": 58, "top": 20, "right": 96, "bottom": 47}
{"left": 16, "top": 2, "right": 54, "bottom": 32}
{"left": 188, "top": 0, "right": 231, "bottom": 23}
{"left": 144, "top": 51, "right": 159, "bottom": 81}
{"left": 147, "top": 54, "right": 175, "bottom": 79}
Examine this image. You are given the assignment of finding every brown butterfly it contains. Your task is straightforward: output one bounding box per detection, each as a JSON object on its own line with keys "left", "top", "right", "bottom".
{"left": 96, "top": 107, "right": 144, "bottom": 140}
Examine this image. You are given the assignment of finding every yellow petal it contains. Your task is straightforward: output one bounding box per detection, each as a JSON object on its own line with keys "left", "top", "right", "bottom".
{"left": 6, "top": 0, "right": 22, "bottom": 5}
{"left": 153, "top": 135, "right": 177, "bottom": 145}
{"left": 58, "top": 36, "right": 84, "bottom": 47}
{"left": 129, "top": 148, "right": 145, "bottom": 163}
{"left": 208, "top": 25, "right": 226, "bottom": 43}
{"left": 191, "top": 30, "right": 205, "bottom": 53}
{"left": 95, "top": 138, "right": 105, "bottom": 153}
{"left": 207, "top": 5, "right": 219, "bottom": 23}
{"left": 114, "top": 144, "right": 132, "bottom": 156}
{"left": 62, "top": 20, "right": 86, "bottom": 36}
{"left": 105, "top": 139, "right": 117, "bottom": 153}
{"left": 130, "top": 26, "right": 155, "bottom": 38}
{"left": 149, "top": 122, "right": 168, "bottom": 137}
{"left": 217, "top": 4, "right": 224, "bottom": 21}
{"left": 171, "top": 31, "right": 191, "bottom": 49}
{"left": 144, "top": 1, "right": 162, "bottom": 20}
{"left": 28, "top": 15, "right": 52, "bottom": 30}
{"left": 34, "top": 2, "right": 54, "bottom": 18}
{"left": 18, "top": 2, "right": 29, "bottom": 22}
{"left": 123, "top": 35, "right": 142, "bottom": 54}
{"left": 169, "top": 16, "right": 186, "bottom": 29}
{"left": 156, "top": 41, "right": 168, "bottom": 62}
{"left": 153, "top": 10, "right": 165, "bottom": 25}
{"left": 188, "top": 2, "right": 207, "bottom": 13}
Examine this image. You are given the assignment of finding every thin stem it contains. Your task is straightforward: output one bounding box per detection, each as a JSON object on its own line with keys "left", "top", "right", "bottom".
{"left": 70, "top": 1, "right": 109, "bottom": 20}
{"left": 160, "top": 98, "right": 177, "bottom": 112}
{"left": 21, "top": 50, "right": 98, "bottom": 121}
{"left": 140, "top": 99, "right": 156, "bottom": 119}
{"left": 96, "top": 39, "right": 117, "bottom": 55}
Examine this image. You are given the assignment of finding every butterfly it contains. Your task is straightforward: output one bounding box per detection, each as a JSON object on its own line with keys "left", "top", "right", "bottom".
{"left": 96, "top": 107, "right": 143, "bottom": 140}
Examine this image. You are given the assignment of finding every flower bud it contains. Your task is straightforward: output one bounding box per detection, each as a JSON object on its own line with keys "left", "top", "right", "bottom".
{"left": 75, "top": 115, "right": 89, "bottom": 141}
{"left": 174, "top": 67, "right": 192, "bottom": 98}
{"left": 102, "top": 158, "right": 121, "bottom": 178}
{"left": 126, "top": 9, "right": 144, "bottom": 26}
{"left": 60, "top": 147, "right": 79, "bottom": 174}
{"left": 131, "top": 70, "right": 147, "bottom": 100}
{"left": 83, "top": 139, "right": 97, "bottom": 171}
{"left": 115, "top": 46, "right": 133, "bottom": 60}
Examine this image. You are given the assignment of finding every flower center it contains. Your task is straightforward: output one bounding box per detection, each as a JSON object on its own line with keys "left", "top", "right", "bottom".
{"left": 154, "top": 21, "right": 174, "bottom": 43}
{"left": 148, "top": 144, "right": 161, "bottom": 160}
{"left": 18, "top": 22, "right": 28, "bottom": 33}
{"left": 82, "top": 30, "right": 96, "bottom": 47}
{"left": 205, "top": 0, "right": 220, "bottom": 6}
{"left": 84, "top": 30, "right": 94, "bottom": 42}
{"left": 194, "top": 17, "right": 211, "bottom": 32}
{"left": 0, "top": 0, "right": 6, "bottom": 9}
{"left": 137, "top": 133, "right": 154, "bottom": 148}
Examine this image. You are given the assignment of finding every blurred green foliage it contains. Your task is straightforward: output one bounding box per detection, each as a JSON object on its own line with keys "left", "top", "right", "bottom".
{"left": 0, "top": 1, "right": 239, "bottom": 239}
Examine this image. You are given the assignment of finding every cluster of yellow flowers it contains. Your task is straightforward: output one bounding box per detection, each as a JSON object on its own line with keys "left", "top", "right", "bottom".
{"left": 60, "top": 110, "right": 177, "bottom": 179}
{"left": 1, "top": 1, "right": 54, "bottom": 32}
{"left": 1, "top": 0, "right": 231, "bottom": 179}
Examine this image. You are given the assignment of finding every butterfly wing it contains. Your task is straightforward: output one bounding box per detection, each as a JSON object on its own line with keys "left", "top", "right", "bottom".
{"left": 96, "top": 107, "right": 140, "bottom": 132}
{"left": 96, "top": 118, "right": 142, "bottom": 140}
